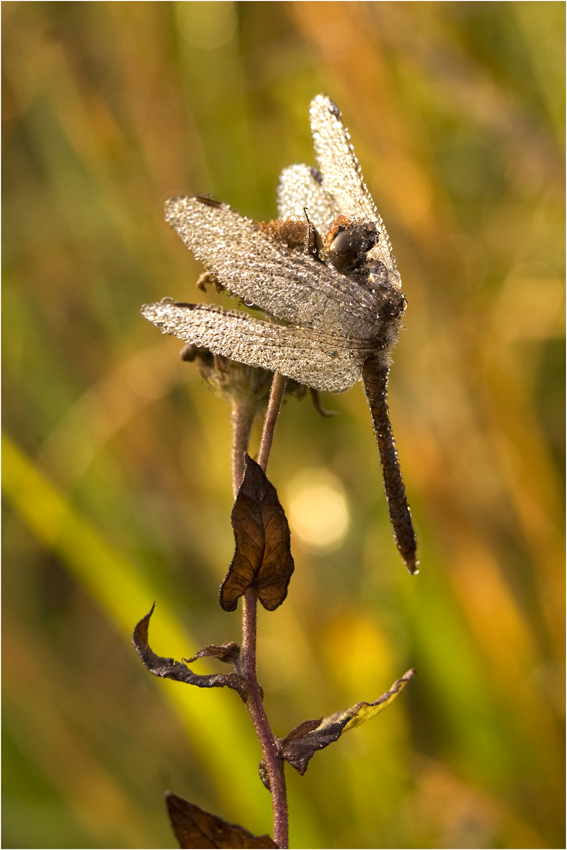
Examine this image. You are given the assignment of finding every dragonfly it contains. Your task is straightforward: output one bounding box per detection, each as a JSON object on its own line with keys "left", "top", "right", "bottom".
{"left": 142, "top": 94, "right": 418, "bottom": 573}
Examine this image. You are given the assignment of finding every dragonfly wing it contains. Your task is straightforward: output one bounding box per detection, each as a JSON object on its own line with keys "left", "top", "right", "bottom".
{"left": 309, "top": 94, "right": 378, "bottom": 222}
{"left": 142, "top": 301, "right": 368, "bottom": 393}
{"left": 277, "top": 163, "right": 338, "bottom": 236}
{"left": 309, "top": 94, "right": 399, "bottom": 278}
{"left": 165, "top": 195, "right": 379, "bottom": 339}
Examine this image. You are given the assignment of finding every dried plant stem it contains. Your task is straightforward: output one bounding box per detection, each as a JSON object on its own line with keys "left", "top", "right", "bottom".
{"left": 257, "top": 373, "right": 287, "bottom": 472}
{"left": 231, "top": 372, "right": 289, "bottom": 848}
{"left": 242, "top": 588, "right": 289, "bottom": 848}
{"left": 230, "top": 399, "right": 256, "bottom": 498}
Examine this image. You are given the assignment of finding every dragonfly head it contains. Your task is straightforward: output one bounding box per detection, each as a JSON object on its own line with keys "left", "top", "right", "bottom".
{"left": 325, "top": 216, "right": 380, "bottom": 274}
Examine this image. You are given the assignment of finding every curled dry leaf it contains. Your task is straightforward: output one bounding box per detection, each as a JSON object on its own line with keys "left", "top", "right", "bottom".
{"left": 257, "top": 760, "right": 271, "bottom": 792}
{"left": 258, "top": 717, "right": 323, "bottom": 791}
{"left": 166, "top": 792, "right": 277, "bottom": 849}
{"left": 281, "top": 717, "right": 323, "bottom": 742}
{"left": 132, "top": 606, "right": 248, "bottom": 701}
{"left": 280, "top": 669, "right": 416, "bottom": 775}
{"left": 183, "top": 642, "right": 241, "bottom": 666}
{"left": 220, "top": 455, "right": 294, "bottom": 612}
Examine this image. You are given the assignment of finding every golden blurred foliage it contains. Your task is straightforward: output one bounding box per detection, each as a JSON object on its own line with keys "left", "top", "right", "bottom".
{"left": 2, "top": 2, "right": 564, "bottom": 848}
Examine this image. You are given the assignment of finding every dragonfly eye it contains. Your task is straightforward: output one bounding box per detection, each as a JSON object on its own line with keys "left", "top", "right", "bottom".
{"left": 328, "top": 222, "right": 380, "bottom": 273}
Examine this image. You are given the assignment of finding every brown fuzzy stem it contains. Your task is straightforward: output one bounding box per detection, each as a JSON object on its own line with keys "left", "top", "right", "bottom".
{"left": 242, "top": 588, "right": 289, "bottom": 848}
{"left": 231, "top": 373, "right": 290, "bottom": 847}
{"left": 230, "top": 399, "right": 256, "bottom": 498}
{"left": 257, "top": 373, "right": 287, "bottom": 472}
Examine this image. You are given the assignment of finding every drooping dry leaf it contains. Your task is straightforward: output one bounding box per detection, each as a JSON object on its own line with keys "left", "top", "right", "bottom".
{"left": 258, "top": 716, "right": 323, "bottom": 791}
{"left": 132, "top": 606, "right": 248, "bottom": 701}
{"left": 220, "top": 455, "right": 294, "bottom": 612}
{"left": 281, "top": 717, "right": 323, "bottom": 742}
{"left": 280, "top": 669, "right": 416, "bottom": 775}
{"left": 166, "top": 793, "right": 277, "bottom": 849}
{"left": 257, "top": 761, "right": 271, "bottom": 792}
{"left": 183, "top": 642, "right": 241, "bottom": 666}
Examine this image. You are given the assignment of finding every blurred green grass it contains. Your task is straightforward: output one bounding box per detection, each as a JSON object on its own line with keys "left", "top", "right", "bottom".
{"left": 2, "top": 2, "right": 564, "bottom": 848}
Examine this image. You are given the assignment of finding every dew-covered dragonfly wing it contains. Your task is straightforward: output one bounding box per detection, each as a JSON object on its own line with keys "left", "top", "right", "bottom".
{"left": 163, "top": 196, "right": 382, "bottom": 340}
{"left": 141, "top": 300, "right": 369, "bottom": 394}
{"left": 278, "top": 94, "right": 400, "bottom": 284}
{"left": 309, "top": 93, "right": 380, "bottom": 224}
{"left": 277, "top": 163, "right": 339, "bottom": 237}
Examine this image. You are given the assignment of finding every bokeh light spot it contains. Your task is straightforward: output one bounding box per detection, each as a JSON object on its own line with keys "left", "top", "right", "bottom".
{"left": 287, "top": 468, "right": 350, "bottom": 553}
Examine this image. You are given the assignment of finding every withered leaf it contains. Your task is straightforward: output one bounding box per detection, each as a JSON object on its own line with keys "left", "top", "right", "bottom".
{"left": 183, "top": 642, "right": 241, "bottom": 666}
{"left": 257, "top": 761, "right": 271, "bottom": 792}
{"left": 132, "top": 606, "right": 248, "bottom": 701}
{"left": 220, "top": 455, "right": 294, "bottom": 612}
{"left": 166, "top": 792, "right": 277, "bottom": 849}
{"left": 282, "top": 717, "right": 323, "bottom": 743}
{"left": 258, "top": 717, "right": 323, "bottom": 791}
{"left": 280, "top": 669, "right": 416, "bottom": 775}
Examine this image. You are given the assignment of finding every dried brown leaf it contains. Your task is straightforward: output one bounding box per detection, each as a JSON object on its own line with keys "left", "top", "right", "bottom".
{"left": 281, "top": 669, "right": 416, "bottom": 775}
{"left": 281, "top": 717, "right": 323, "bottom": 743}
{"left": 132, "top": 606, "right": 248, "bottom": 701}
{"left": 220, "top": 455, "right": 294, "bottom": 612}
{"left": 166, "top": 793, "right": 277, "bottom": 849}
{"left": 183, "top": 642, "right": 241, "bottom": 666}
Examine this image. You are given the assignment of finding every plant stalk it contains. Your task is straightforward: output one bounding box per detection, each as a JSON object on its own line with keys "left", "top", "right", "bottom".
{"left": 242, "top": 588, "right": 289, "bottom": 848}
{"left": 257, "top": 373, "right": 287, "bottom": 472}
{"left": 230, "top": 398, "right": 256, "bottom": 498}
{"left": 231, "top": 372, "right": 289, "bottom": 848}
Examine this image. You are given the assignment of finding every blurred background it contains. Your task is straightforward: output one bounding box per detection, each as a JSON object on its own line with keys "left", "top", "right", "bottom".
{"left": 2, "top": 2, "right": 564, "bottom": 848}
